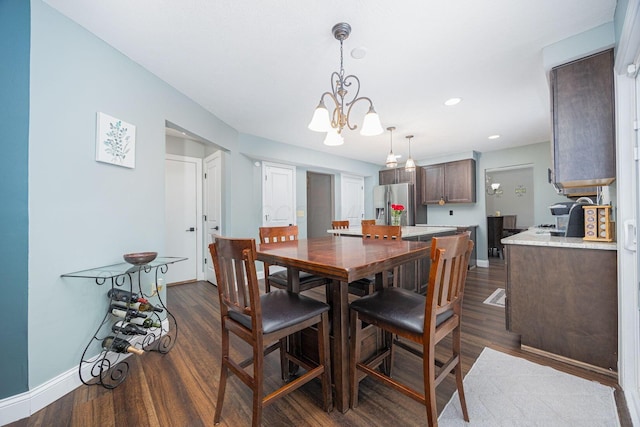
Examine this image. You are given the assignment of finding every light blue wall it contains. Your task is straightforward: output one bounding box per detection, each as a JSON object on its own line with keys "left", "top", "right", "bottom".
{"left": 8, "top": 0, "right": 623, "bottom": 408}
{"left": 542, "top": 22, "right": 615, "bottom": 70}
{"left": 420, "top": 143, "right": 572, "bottom": 264}
{"left": 28, "top": 0, "right": 238, "bottom": 388}
{"left": 0, "top": 0, "right": 30, "bottom": 399}
{"left": 237, "top": 133, "right": 380, "bottom": 240}
{"left": 25, "top": 2, "right": 383, "bottom": 393}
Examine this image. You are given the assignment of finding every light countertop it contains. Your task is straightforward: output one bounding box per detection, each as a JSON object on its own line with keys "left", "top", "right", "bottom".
{"left": 415, "top": 224, "right": 479, "bottom": 228}
{"left": 502, "top": 228, "right": 617, "bottom": 251}
{"left": 327, "top": 225, "right": 457, "bottom": 238}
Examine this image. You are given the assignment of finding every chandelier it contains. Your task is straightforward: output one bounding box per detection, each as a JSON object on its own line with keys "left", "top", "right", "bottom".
{"left": 308, "top": 22, "right": 384, "bottom": 146}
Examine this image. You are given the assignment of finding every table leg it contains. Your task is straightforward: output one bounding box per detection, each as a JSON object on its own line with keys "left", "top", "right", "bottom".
{"left": 286, "top": 267, "right": 301, "bottom": 293}
{"left": 285, "top": 268, "right": 302, "bottom": 379}
{"left": 331, "top": 279, "right": 349, "bottom": 413}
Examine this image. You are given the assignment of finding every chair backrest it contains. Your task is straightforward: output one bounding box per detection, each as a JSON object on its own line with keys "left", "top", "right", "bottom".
{"left": 486, "top": 216, "right": 504, "bottom": 247}
{"left": 208, "top": 237, "right": 262, "bottom": 332}
{"left": 425, "top": 233, "right": 474, "bottom": 329}
{"left": 259, "top": 225, "right": 299, "bottom": 244}
{"left": 502, "top": 215, "right": 517, "bottom": 230}
{"left": 362, "top": 224, "right": 402, "bottom": 240}
{"left": 361, "top": 219, "right": 376, "bottom": 227}
{"left": 331, "top": 220, "right": 350, "bottom": 230}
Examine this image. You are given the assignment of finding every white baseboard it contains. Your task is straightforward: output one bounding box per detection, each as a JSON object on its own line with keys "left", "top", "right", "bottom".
{"left": 476, "top": 259, "right": 489, "bottom": 268}
{"left": 0, "top": 363, "right": 81, "bottom": 426}
{"left": 0, "top": 319, "right": 169, "bottom": 426}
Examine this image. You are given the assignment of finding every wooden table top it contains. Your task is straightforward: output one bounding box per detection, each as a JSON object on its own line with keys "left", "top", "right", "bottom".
{"left": 257, "top": 235, "right": 430, "bottom": 283}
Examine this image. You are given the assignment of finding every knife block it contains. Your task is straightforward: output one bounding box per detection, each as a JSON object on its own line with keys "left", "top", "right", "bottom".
{"left": 583, "top": 205, "right": 614, "bottom": 242}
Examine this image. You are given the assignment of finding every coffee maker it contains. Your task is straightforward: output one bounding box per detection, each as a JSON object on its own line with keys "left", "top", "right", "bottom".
{"left": 549, "top": 198, "right": 594, "bottom": 237}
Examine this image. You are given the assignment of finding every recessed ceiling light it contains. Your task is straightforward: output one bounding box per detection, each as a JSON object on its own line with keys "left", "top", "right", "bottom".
{"left": 444, "top": 97, "right": 462, "bottom": 106}
{"left": 488, "top": 134, "right": 501, "bottom": 140}
{"left": 351, "top": 47, "right": 367, "bottom": 59}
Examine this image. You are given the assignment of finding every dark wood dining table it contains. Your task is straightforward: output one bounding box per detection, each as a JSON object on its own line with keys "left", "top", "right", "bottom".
{"left": 256, "top": 235, "right": 430, "bottom": 413}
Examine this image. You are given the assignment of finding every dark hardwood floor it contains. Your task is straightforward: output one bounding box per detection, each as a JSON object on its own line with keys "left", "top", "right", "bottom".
{"left": 7, "top": 259, "right": 631, "bottom": 426}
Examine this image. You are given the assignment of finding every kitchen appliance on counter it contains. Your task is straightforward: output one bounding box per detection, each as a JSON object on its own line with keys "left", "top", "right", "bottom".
{"left": 549, "top": 198, "right": 594, "bottom": 237}
{"left": 373, "top": 183, "right": 425, "bottom": 226}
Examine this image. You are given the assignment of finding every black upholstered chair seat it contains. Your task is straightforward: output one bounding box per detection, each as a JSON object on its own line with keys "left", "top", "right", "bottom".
{"left": 268, "top": 270, "right": 325, "bottom": 287}
{"left": 350, "top": 287, "right": 454, "bottom": 335}
{"left": 229, "top": 289, "right": 329, "bottom": 334}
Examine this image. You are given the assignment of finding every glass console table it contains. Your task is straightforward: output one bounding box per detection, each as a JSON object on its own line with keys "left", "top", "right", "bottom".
{"left": 62, "top": 256, "right": 186, "bottom": 389}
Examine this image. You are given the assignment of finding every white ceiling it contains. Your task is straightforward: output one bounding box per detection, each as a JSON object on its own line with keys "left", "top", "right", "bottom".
{"left": 44, "top": 0, "right": 616, "bottom": 166}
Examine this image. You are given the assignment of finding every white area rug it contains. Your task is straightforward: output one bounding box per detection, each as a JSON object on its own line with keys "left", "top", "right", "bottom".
{"left": 438, "top": 347, "right": 619, "bottom": 426}
{"left": 483, "top": 288, "right": 506, "bottom": 307}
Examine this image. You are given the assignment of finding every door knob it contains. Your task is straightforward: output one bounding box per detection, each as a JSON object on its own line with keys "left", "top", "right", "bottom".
{"left": 213, "top": 226, "right": 219, "bottom": 231}
{"left": 185, "top": 227, "right": 195, "bottom": 232}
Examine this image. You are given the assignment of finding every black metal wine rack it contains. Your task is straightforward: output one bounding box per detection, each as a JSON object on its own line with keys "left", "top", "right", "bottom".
{"left": 62, "top": 257, "right": 186, "bottom": 389}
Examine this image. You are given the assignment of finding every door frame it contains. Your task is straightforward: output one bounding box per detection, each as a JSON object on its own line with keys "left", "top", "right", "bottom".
{"left": 306, "top": 171, "right": 334, "bottom": 238}
{"left": 204, "top": 151, "right": 222, "bottom": 284}
{"left": 165, "top": 154, "right": 204, "bottom": 282}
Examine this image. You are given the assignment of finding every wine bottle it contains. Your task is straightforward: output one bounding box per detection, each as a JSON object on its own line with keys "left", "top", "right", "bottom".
{"left": 112, "top": 321, "right": 148, "bottom": 336}
{"left": 107, "top": 288, "right": 139, "bottom": 303}
{"left": 128, "top": 317, "right": 162, "bottom": 329}
{"left": 112, "top": 300, "right": 164, "bottom": 313}
{"left": 110, "top": 305, "right": 148, "bottom": 320}
{"left": 102, "top": 336, "right": 144, "bottom": 355}
{"left": 138, "top": 302, "right": 164, "bottom": 313}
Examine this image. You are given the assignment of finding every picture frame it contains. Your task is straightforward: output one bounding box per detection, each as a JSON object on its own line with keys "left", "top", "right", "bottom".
{"left": 95, "top": 112, "right": 136, "bottom": 168}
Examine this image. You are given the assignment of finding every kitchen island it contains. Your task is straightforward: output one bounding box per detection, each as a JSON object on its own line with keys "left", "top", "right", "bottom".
{"left": 326, "top": 225, "right": 457, "bottom": 238}
{"left": 502, "top": 228, "right": 617, "bottom": 375}
{"left": 327, "top": 225, "right": 457, "bottom": 294}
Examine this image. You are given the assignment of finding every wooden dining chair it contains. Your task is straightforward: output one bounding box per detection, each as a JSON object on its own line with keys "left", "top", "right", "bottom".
{"left": 361, "top": 224, "right": 402, "bottom": 240}
{"left": 361, "top": 219, "right": 376, "bottom": 227}
{"left": 487, "top": 216, "right": 504, "bottom": 258}
{"left": 353, "top": 224, "right": 403, "bottom": 292}
{"left": 259, "top": 225, "right": 328, "bottom": 294}
{"left": 349, "top": 233, "right": 474, "bottom": 426}
{"left": 331, "top": 220, "right": 350, "bottom": 229}
{"left": 331, "top": 220, "right": 350, "bottom": 237}
{"left": 209, "top": 237, "right": 332, "bottom": 427}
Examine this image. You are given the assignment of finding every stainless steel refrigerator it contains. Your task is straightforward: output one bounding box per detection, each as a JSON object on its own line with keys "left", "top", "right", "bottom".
{"left": 373, "top": 183, "right": 416, "bottom": 226}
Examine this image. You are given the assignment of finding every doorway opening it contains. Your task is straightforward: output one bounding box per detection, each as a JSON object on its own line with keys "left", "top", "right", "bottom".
{"left": 307, "top": 172, "right": 334, "bottom": 238}
{"left": 164, "top": 121, "right": 223, "bottom": 285}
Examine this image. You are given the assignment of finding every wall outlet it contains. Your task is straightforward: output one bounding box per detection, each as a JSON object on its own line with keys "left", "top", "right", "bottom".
{"left": 449, "top": 210, "right": 453, "bottom": 216}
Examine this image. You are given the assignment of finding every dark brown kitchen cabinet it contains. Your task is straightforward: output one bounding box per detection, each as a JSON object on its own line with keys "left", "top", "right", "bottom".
{"left": 378, "top": 167, "right": 421, "bottom": 186}
{"left": 421, "top": 159, "right": 476, "bottom": 204}
{"left": 551, "top": 48, "right": 615, "bottom": 189}
{"left": 505, "top": 244, "right": 617, "bottom": 373}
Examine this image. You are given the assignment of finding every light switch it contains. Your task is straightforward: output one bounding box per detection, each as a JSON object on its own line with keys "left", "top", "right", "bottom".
{"left": 296, "top": 210, "right": 305, "bottom": 217}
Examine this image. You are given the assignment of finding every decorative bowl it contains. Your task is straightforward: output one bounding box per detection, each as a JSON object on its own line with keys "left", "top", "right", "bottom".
{"left": 123, "top": 251, "right": 158, "bottom": 265}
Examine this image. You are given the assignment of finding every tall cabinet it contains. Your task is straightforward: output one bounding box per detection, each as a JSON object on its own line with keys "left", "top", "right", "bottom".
{"left": 550, "top": 48, "right": 615, "bottom": 191}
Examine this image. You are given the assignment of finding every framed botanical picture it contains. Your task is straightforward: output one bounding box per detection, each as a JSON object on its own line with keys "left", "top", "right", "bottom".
{"left": 95, "top": 112, "right": 136, "bottom": 168}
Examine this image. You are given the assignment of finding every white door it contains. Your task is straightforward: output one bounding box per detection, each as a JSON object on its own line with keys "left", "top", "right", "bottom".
{"left": 341, "top": 174, "right": 365, "bottom": 226}
{"left": 165, "top": 155, "right": 202, "bottom": 284}
{"left": 262, "top": 162, "right": 296, "bottom": 226}
{"left": 204, "top": 151, "right": 222, "bottom": 284}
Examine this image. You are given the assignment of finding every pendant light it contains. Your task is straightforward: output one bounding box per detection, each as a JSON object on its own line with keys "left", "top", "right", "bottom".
{"left": 405, "top": 135, "right": 416, "bottom": 171}
{"left": 385, "top": 127, "right": 398, "bottom": 168}
{"left": 308, "top": 23, "right": 384, "bottom": 145}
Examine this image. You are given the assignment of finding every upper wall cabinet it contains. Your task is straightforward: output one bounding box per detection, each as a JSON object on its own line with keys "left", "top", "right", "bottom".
{"left": 422, "top": 159, "right": 476, "bottom": 205}
{"left": 379, "top": 166, "right": 422, "bottom": 186}
{"left": 551, "top": 49, "right": 615, "bottom": 189}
